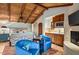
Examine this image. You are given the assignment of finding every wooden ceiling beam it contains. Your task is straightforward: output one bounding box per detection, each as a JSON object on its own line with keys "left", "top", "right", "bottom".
{"left": 44, "top": 3, "right": 73, "bottom": 8}
{"left": 25, "top": 6, "right": 37, "bottom": 23}
{"left": 7, "top": 3, "right": 11, "bottom": 21}
{"left": 32, "top": 9, "right": 45, "bottom": 24}
{"left": 18, "top": 4, "right": 26, "bottom": 22}
{"left": 35, "top": 3, "right": 48, "bottom": 9}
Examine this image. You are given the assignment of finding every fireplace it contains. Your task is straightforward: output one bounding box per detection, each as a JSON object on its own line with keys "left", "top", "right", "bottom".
{"left": 71, "top": 31, "right": 79, "bottom": 46}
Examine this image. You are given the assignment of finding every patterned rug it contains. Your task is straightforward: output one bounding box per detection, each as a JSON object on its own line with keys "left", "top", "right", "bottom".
{"left": 2, "top": 45, "right": 15, "bottom": 55}
{"left": 48, "top": 48, "right": 63, "bottom": 55}
{"left": 2, "top": 46, "right": 63, "bottom": 55}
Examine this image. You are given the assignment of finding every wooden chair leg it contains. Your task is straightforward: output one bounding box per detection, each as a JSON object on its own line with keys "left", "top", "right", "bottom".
{"left": 9, "top": 41, "right": 11, "bottom": 46}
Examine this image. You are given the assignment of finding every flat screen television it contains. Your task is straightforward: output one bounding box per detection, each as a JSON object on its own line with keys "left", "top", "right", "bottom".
{"left": 68, "top": 10, "right": 79, "bottom": 26}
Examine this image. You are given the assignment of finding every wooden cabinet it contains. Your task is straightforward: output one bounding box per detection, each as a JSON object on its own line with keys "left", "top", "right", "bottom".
{"left": 53, "top": 14, "right": 64, "bottom": 22}
{"left": 51, "top": 14, "right": 64, "bottom": 28}
{"left": 45, "top": 33, "right": 54, "bottom": 43}
{"left": 45, "top": 33, "right": 64, "bottom": 46}
{"left": 53, "top": 34, "right": 64, "bottom": 46}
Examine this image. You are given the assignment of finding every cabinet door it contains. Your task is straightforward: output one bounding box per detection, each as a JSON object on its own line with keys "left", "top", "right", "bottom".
{"left": 52, "top": 14, "right": 64, "bottom": 28}
{"left": 57, "top": 35, "right": 64, "bottom": 46}
{"left": 45, "top": 33, "right": 54, "bottom": 43}
{"left": 59, "top": 14, "right": 64, "bottom": 21}
{"left": 53, "top": 34, "right": 57, "bottom": 44}
{"left": 53, "top": 34, "right": 64, "bottom": 46}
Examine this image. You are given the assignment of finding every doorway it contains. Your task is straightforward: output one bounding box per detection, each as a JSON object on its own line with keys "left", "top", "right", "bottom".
{"left": 38, "top": 23, "right": 43, "bottom": 35}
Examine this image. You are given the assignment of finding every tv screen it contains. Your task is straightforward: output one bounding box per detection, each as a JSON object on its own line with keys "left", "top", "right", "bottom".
{"left": 68, "top": 10, "right": 79, "bottom": 26}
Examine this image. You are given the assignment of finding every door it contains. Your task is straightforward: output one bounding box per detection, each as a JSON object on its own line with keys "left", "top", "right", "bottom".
{"left": 38, "top": 23, "right": 43, "bottom": 35}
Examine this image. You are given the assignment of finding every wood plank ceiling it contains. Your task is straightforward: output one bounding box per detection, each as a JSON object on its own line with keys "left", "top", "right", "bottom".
{"left": 0, "top": 3, "right": 73, "bottom": 24}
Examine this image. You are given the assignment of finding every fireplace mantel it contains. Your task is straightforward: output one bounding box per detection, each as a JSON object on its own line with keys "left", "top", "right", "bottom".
{"left": 64, "top": 41, "right": 79, "bottom": 51}
{"left": 64, "top": 41, "right": 79, "bottom": 55}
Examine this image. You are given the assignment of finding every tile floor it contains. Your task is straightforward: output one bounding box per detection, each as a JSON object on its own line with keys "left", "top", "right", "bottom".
{"left": 0, "top": 42, "right": 7, "bottom": 55}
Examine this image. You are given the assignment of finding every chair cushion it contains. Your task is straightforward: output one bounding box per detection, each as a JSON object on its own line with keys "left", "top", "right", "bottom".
{"left": 29, "top": 49, "right": 38, "bottom": 55}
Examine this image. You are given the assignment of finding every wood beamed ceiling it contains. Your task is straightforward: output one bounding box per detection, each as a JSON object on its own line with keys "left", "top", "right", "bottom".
{"left": 0, "top": 3, "right": 73, "bottom": 24}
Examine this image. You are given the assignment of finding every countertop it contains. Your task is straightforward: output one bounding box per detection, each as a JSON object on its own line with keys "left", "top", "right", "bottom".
{"left": 45, "top": 28, "right": 64, "bottom": 34}
{"left": 45, "top": 32, "right": 64, "bottom": 35}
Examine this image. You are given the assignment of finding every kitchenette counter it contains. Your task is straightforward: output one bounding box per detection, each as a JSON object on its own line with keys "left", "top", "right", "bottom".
{"left": 45, "top": 28, "right": 64, "bottom": 35}
{"left": 45, "top": 32, "right": 64, "bottom": 46}
{"left": 45, "top": 32, "right": 64, "bottom": 35}
{"left": 45, "top": 28, "right": 64, "bottom": 46}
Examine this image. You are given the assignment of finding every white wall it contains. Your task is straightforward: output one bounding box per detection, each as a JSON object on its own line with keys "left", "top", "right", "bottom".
{"left": 26, "top": 23, "right": 32, "bottom": 32}
{"left": 6, "top": 22, "right": 32, "bottom": 32}
{"left": 32, "top": 16, "right": 42, "bottom": 36}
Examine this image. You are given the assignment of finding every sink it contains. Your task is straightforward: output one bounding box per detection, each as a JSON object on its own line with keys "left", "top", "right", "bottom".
{"left": 51, "top": 28, "right": 64, "bottom": 34}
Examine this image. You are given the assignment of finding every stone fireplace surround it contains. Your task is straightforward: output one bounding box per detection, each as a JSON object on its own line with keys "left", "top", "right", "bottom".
{"left": 64, "top": 41, "right": 79, "bottom": 55}
{"left": 64, "top": 3, "right": 79, "bottom": 55}
{"left": 64, "top": 26, "right": 79, "bottom": 55}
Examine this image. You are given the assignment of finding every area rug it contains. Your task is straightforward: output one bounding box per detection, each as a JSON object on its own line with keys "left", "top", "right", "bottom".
{"left": 2, "top": 45, "right": 15, "bottom": 55}
{"left": 47, "top": 48, "right": 63, "bottom": 55}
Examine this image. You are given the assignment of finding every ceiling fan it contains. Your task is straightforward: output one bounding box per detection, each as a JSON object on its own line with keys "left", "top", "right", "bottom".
{"left": 18, "top": 4, "right": 25, "bottom": 22}
{"left": 18, "top": 16, "right": 24, "bottom": 22}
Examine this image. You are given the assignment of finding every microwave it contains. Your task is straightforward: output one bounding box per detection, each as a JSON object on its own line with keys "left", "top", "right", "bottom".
{"left": 55, "top": 21, "right": 64, "bottom": 28}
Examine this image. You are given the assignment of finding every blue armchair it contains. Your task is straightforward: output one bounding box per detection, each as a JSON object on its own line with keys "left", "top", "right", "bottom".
{"left": 15, "top": 39, "right": 39, "bottom": 55}
{"left": 40, "top": 35, "right": 51, "bottom": 53}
